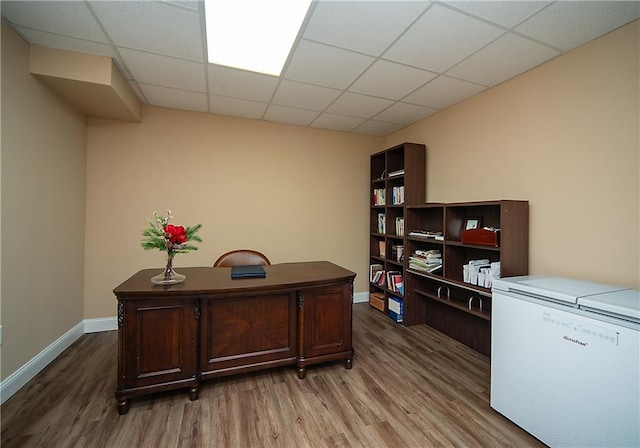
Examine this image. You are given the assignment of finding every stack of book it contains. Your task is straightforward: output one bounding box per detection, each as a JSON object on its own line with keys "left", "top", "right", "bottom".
{"left": 408, "top": 249, "right": 442, "bottom": 274}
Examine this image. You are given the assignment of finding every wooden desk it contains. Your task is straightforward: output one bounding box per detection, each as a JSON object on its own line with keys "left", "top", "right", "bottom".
{"left": 113, "top": 261, "right": 356, "bottom": 415}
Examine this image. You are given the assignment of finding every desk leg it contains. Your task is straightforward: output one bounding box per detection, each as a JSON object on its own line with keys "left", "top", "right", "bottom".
{"left": 345, "top": 358, "right": 353, "bottom": 370}
{"left": 117, "top": 398, "right": 130, "bottom": 415}
{"left": 188, "top": 385, "right": 200, "bottom": 401}
{"left": 297, "top": 366, "right": 307, "bottom": 379}
{"left": 346, "top": 347, "right": 354, "bottom": 370}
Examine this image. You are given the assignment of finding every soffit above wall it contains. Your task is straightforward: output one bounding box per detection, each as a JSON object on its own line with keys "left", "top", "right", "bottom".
{"left": 29, "top": 46, "right": 141, "bottom": 122}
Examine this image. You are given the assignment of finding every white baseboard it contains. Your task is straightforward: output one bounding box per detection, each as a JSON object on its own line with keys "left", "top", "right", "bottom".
{"left": 354, "top": 291, "right": 369, "bottom": 303}
{"left": 84, "top": 317, "right": 117, "bottom": 333}
{"left": 1, "top": 321, "right": 85, "bottom": 405}
{"left": 0, "top": 316, "right": 118, "bottom": 405}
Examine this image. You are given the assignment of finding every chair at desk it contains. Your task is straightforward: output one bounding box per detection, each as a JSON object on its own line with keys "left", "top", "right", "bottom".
{"left": 213, "top": 249, "right": 271, "bottom": 267}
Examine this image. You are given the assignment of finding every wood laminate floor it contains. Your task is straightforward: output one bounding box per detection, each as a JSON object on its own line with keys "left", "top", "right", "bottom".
{"left": 1, "top": 303, "right": 545, "bottom": 448}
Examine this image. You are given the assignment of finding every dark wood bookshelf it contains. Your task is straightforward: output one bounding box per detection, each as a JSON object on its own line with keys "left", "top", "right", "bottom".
{"left": 369, "top": 143, "right": 426, "bottom": 320}
{"left": 404, "top": 200, "right": 529, "bottom": 356}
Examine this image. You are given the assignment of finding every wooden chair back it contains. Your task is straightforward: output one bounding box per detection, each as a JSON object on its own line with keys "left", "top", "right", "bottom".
{"left": 213, "top": 249, "right": 271, "bottom": 267}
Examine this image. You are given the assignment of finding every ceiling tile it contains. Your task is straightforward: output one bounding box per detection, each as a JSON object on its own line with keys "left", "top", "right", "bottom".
{"left": 446, "top": 32, "right": 561, "bottom": 86}
{"left": 140, "top": 84, "right": 208, "bottom": 113}
{"left": 326, "top": 92, "right": 395, "bottom": 119}
{"left": 89, "top": 1, "right": 204, "bottom": 61}
{"left": 442, "top": 1, "right": 551, "bottom": 28}
{"left": 3, "top": 0, "right": 637, "bottom": 136}
{"left": 284, "top": 40, "right": 374, "bottom": 89}
{"left": 264, "top": 105, "right": 321, "bottom": 127}
{"left": 13, "top": 27, "right": 117, "bottom": 58}
{"left": 209, "top": 95, "right": 268, "bottom": 120}
{"left": 1, "top": 1, "right": 107, "bottom": 42}
{"left": 383, "top": 3, "right": 504, "bottom": 73}
{"left": 272, "top": 80, "right": 341, "bottom": 111}
{"left": 310, "top": 113, "right": 365, "bottom": 133}
{"left": 207, "top": 65, "right": 279, "bottom": 103}
{"left": 353, "top": 120, "right": 405, "bottom": 136}
{"left": 118, "top": 48, "right": 206, "bottom": 92}
{"left": 374, "top": 102, "right": 439, "bottom": 125}
{"left": 350, "top": 60, "right": 437, "bottom": 100}
{"left": 516, "top": 1, "right": 640, "bottom": 51}
{"left": 303, "top": 1, "right": 429, "bottom": 56}
{"left": 404, "top": 76, "right": 486, "bottom": 109}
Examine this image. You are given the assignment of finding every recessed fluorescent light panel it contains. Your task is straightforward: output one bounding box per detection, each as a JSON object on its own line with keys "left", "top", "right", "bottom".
{"left": 205, "top": 0, "right": 312, "bottom": 76}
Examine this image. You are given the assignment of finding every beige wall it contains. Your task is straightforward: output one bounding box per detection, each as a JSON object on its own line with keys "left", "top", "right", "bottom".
{"left": 1, "top": 23, "right": 87, "bottom": 379}
{"left": 84, "top": 108, "right": 380, "bottom": 318}
{"left": 387, "top": 20, "right": 640, "bottom": 289}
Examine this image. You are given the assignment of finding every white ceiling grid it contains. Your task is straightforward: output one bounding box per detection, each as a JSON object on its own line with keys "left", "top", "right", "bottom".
{"left": 2, "top": 0, "right": 639, "bottom": 136}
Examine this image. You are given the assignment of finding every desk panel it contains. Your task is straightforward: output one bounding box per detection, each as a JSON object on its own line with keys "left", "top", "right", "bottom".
{"left": 201, "top": 292, "right": 297, "bottom": 377}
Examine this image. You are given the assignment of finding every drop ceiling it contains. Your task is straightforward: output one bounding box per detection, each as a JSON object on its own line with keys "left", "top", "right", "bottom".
{"left": 2, "top": 1, "right": 639, "bottom": 136}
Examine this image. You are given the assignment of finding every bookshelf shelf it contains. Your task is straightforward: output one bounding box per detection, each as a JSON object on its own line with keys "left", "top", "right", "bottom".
{"left": 404, "top": 200, "right": 529, "bottom": 356}
{"left": 369, "top": 143, "right": 426, "bottom": 321}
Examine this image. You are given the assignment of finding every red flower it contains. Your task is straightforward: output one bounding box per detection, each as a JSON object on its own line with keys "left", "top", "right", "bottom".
{"left": 165, "top": 224, "right": 188, "bottom": 244}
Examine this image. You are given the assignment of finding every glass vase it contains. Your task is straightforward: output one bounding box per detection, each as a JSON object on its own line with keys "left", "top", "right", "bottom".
{"left": 151, "top": 253, "right": 186, "bottom": 285}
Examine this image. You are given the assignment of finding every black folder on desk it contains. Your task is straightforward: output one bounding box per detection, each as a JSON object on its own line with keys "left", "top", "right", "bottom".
{"left": 231, "top": 265, "right": 266, "bottom": 279}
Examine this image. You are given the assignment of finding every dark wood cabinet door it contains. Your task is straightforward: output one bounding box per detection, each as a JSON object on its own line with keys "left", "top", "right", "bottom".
{"left": 301, "top": 283, "right": 352, "bottom": 358}
{"left": 119, "top": 298, "right": 199, "bottom": 389}
{"left": 200, "top": 292, "right": 297, "bottom": 377}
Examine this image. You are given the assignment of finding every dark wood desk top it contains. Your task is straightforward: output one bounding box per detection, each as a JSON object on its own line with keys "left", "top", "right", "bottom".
{"left": 114, "top": 261, "right": 356, "bottom": 298}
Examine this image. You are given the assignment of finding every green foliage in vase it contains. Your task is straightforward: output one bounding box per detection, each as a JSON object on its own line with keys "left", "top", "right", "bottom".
{"left": 141, "top": 210, "right": 202, "bottom": 256}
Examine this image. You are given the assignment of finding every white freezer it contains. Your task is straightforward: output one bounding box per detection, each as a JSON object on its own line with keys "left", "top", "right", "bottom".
{"left": 491, "top": 276, "right": 640, "bottom": 448}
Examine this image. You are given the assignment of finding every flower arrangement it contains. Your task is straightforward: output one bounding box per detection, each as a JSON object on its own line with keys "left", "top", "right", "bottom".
{"left": 141, "top": 210, "right": 202, "bottom": 284}
{"left": 141, "top": 210, "right": 202, "bottom": 256}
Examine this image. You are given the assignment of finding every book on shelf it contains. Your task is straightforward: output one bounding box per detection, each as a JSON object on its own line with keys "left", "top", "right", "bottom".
{"left": 377, "top": 213, "right": 386, "bottom": 234}
{"left": 369, "top": 263, "right": 383, "bottom": 282}
{"left": 388, "top": 295, "right": 403, "bottom": 322}
{"left": 408, "top": 261, "right": 442, "bottom": 274}
{"left": 371, "top": 269, "right": 386, "bottom": 286}
{"left": 388, "top": 169, "right": 405, "bottom": 177}
{"left": 378, "top": 240, "right": 386, "bottom": 258}
{"left": 391, "top": 186, "right": 404, "bottom": 205}
{"left": 373, "top": 188, "right": 386, "bottom": 206}
{"left": 414, "top": 249, "right": 441, "bottom": 259}
{"left": 386, "top": 271, "right": 403, "bottom": 294}
{"left": 408, "top": 230, "right": 444, "bottom": 240}
{"left": 395, "top": 217, "right": 404, "bottom": 236}
{"left": 391, "top": 245, "right": 404, "bottom": 262}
